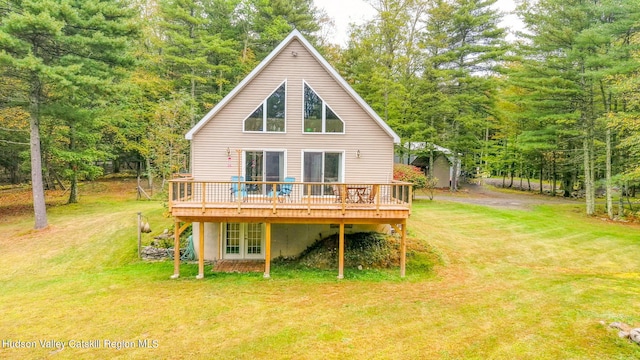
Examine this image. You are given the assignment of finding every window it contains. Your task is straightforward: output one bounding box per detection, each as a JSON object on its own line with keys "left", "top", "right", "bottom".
{"left": 303, "top": 151, "right": 343, "bottom": 195}
{"left": 303, "top": 82, "right": 344, "bottom": 133}
{"left": 244, "top": 82, "right": 286, "bottom": 132}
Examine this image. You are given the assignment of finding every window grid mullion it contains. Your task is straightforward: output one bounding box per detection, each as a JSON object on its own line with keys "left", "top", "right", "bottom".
{"left": 263, "top": 103, "right": 267, "bottom": 132}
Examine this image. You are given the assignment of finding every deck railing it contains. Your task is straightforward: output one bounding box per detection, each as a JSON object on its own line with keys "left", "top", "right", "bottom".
{"left": 169, "top": 180, "right": 412, "bottom": 213}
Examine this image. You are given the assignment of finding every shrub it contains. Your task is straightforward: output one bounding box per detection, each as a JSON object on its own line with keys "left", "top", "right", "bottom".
{"left": 393, "top": 164, "right": 427, "bottom": 189}
{"left": 295, "top": 232, "right": 399, "bottom": 269}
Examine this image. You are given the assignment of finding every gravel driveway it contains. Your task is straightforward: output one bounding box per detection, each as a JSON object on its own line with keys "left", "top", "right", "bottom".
{"left": 416, "top": 181, "right": 578, "bottom": 210}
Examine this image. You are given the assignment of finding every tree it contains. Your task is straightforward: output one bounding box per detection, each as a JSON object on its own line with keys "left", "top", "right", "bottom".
{"left": 0, "top": 0, "right": 138, "bottom": 226}
{"left": 158, "top": 0, "right": 238, "bottom": 126}
{"left": 338, "top": 0, "right": 428, "bottom": 166}
{"left": 515, "top": 0, "right": 640, "bottom": 215}
{"left": 422, "top": 0, "right": 507, "bottom": 190}
{"left": 0, "top": 74, "right": 30, "bottom": 184}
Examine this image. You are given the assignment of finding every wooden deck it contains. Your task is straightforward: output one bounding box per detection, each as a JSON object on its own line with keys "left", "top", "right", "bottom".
{"left": 169, "top": 180, "right": 412, "bottom": 223}
{"left": 168, "top": 180, "right": 412, "bottom": 280}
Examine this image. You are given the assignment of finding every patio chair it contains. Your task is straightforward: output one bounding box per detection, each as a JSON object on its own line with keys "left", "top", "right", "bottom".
{"left": 230, "top": 176, "right": 247, "bottom": 201}
{"left": 332, "top": 184, "right": 342, "bottom": 203}
{"left": 268, "top": 177, "right": 295, "bottom": 202}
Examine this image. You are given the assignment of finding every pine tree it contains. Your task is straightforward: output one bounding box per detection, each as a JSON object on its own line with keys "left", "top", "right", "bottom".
{"left": 515, "top": 0, "right": 640, "bottom": 214}
{"left": 422, "top": 0, "right": 507, "bottom": 190}
{"left": 0, "top": 0, "right": 139, "bottom": 224}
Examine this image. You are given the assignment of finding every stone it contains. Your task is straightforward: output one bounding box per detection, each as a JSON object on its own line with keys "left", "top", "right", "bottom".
{"left": 609, "top": 322, "right": 632, "bottom": 332}
{"left": 630, "top": 328, "right": 640, "bottom": 344}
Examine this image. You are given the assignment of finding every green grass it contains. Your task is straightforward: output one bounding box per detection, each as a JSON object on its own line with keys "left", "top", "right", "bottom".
{"left": 1, "top": 183, "right": 639, "bottom": 359}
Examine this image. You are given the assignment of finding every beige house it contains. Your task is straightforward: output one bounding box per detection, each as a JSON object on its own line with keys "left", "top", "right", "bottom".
{"left": 168, "top": 30, "right": 412, "bottom": 279}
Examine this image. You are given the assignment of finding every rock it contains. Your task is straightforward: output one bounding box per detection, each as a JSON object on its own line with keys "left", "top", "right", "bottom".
{"left": 141, "top": 245, "right": 171, "bottom": 260}
{"left": 609, "top": 322, "right": 632, "bottom": 332}
{"left": 154, "top": 232, "right": 172, "bottom": 240}
{"left": 630, "top": 328, "right": 640, "bottom": 344}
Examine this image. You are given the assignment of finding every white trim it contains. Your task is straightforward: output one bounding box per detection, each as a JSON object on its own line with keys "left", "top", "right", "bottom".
{"left": 185, "top": 30, "right": 400, "bottom": 143}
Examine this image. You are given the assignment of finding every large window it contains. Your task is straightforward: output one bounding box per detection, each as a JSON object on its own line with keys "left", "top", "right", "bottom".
{"left": 303, "top": 151, "right": 343, "bottom": 195}
{"left": 244, "top": 82, "right": 286, "bottom": 132}
{"left": 303, "top": 82, "right": 344, "bottom": 133}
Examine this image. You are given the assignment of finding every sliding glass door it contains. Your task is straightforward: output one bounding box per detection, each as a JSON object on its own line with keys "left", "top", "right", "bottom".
{"left": 303, "top": 151, "right": 342, "bottom": 195}
{"left": 245, "top": 151, "right": 284, "bottom": 194}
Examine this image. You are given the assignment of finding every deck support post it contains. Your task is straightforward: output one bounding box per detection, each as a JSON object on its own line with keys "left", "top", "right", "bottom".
{"left": 264, "top": 222, "right": 271, "bottom": 278}
{"left": 338, "top": 222, "right": 345, "bottom": 279}
{"left": 171, "top": 220, "right": 180, "bottom": 279}
{"left": 196, "top": 222, "right": 205, "bottom": 279}
{"left": 400, "top": 220, "right": 407, "bottom": 278}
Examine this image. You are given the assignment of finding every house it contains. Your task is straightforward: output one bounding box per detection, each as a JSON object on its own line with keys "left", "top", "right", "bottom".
{"left": 397, "top": 142, "right": 461, "bottom": 188}
{"left": 168, "top": 30, "right": 412, "bottom": 279}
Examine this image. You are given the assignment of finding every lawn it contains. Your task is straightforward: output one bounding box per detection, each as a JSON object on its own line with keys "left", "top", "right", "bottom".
{"left": 1, "top": 180, "right": 639, "bottom": 359}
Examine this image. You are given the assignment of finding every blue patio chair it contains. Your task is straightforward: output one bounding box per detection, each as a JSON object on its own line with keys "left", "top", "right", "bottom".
{"left": 230, "top": 176, "right": 247, "bottom": 201}
{"left": 268, "top": 177, "right": 295, "bottom": 202}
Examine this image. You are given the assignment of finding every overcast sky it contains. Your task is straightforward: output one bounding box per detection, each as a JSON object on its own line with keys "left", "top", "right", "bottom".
{"left": 314, "top": 0, "right": 524, "bottom": 46}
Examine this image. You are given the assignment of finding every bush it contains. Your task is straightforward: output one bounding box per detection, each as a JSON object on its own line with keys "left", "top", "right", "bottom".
{"left": 393, "top": 164, "right": 427, "bottom": 189}
{"left": 295, "top": 232, "right": 399, "bottom": 269}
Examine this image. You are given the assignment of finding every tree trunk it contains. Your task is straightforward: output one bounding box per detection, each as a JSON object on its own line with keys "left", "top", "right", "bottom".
{"left": 605, "top": 128, "right": 613, "bottom": 219}
{"left": 508, "top": 166, "right": 514, "bottom": 188}
{"left": 429, "top": 148, "right": 434, "bottom": 177}
{"left": 539, "top": 159, "right": 543, "bottom": 195}
{"left": 146, "top": 156, "right": 153, "bottom": 190}
{"left": 584, "top": 134, "right": 595, "bottom": 215}
{"left": 551, "top": 152, "right": 556, "bottom": 197}
{"left": 450, "top": 156, "right": 458, "bottom": 192}
{"left": 68, "top": 124, "right": 78, "bottom": 204}
{"left": 68, "top": 170, "right": 78, "bottom": 204}
{"left": 29, "top": 82, "right": 48, "bottom": 230}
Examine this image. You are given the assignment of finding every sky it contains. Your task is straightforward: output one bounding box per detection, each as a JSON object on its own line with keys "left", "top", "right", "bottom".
{"left": 313, "top": 0, "right": 524, "bottom": 46}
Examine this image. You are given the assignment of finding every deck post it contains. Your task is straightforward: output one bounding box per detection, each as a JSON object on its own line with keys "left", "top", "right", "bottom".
{"left": 264, "top": 222, "right": 271, "bottom": 278}
{"left": 196, "top": 221, "right": 205, "bottom": 279}
{"left": 170, "top": 220, "right": 180, "bottom": 279}
{"left": 168, "top": 181, "right": 173, "bottom": 212}
{"left": 338, "top": 222, "right": 345, "bottom": 279}
{"left": 400, "top": 220, "right": 407, "bottom": 278}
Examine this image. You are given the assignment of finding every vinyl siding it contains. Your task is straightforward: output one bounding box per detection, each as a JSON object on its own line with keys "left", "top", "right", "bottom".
{"left": 191, "top": 39, "right": 394, "bottom": 183}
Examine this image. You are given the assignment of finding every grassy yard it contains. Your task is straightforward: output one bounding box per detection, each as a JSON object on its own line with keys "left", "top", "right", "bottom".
{"left": 1, "top": 181, "right": 639, "bottom": 359}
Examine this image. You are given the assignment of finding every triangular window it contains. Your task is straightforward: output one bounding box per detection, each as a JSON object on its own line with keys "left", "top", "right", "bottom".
{"left": 244, "top": 82, "right": 286, "bottom": 132}
{"left": 304, "top": 82, "right": 344, "bottom": 133}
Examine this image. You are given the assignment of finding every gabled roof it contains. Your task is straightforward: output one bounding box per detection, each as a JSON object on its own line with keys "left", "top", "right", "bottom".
{"left": 403, "top": 142, "right": 456, "bottom": 155}
{"left": 185, "top": 30, "right": 401, "bottom": 143}
{"left": 404, "top": 142, "right": 461, "bottom": 165}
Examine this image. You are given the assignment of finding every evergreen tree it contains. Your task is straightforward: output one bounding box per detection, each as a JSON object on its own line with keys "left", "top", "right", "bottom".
{"left": 0, "top": 0, "right": 139, "bottom": 226}
{"left": 515, "top": 0, "right": 640, "bottom": 214}
{"left": 422, "top": 0, "right": 507, "bottom": 190}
